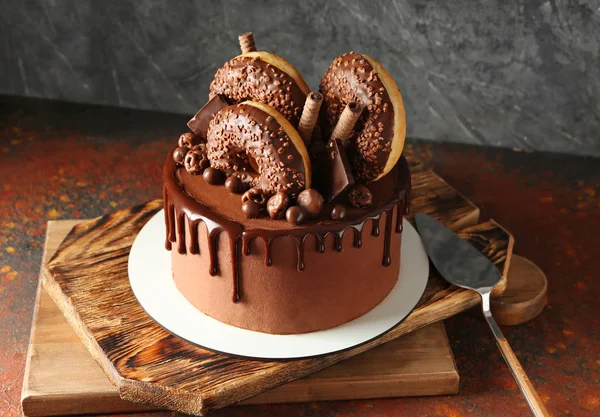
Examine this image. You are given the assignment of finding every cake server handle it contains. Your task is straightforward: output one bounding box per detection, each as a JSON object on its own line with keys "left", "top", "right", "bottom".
{"left": 480, "top": 291, "right": 551, "bottom": 417}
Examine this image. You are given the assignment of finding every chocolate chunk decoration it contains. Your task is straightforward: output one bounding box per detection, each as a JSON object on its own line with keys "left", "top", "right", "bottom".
{"left": 330, "top": 204, "right": 347, "bottom": 220}
{"left": 286, "top": 206, "right": 306, "bottom": 225}
{"left": 315, "top": 138, "right": 355, "bottom": 202}
{"left": 172, "top": 146, "right": 188, "bottom": 165}
{"left": 192, "top": 144, "right": 210, "bottom": 170}
{"left": 267, "top": 191, "right": 290, "bottom": 219}
{"left": 297, "top": 189, "right": 324, "bottom": 218}
{"left": 178, "top": 132, "right": 201, "bottom": 148}
{"left": 203, "top": 167, "right": 224, "bottom": 185}
{"left": 241, "top": 200, "right": 261, "bottom": 219}
{"left": 184, "top": 149, "right": 208, "bottom": 175}
{"left": 348, "top": 184, "right": 373, "bottom": 208}
{"left": 242, "top": 188, "right": 268, "bottom": 206}
{"left": 225, "top": 176, "right": 247, "bottom": 194}
{"left": 187, "top": 95, "right": 231, "bottom": 138}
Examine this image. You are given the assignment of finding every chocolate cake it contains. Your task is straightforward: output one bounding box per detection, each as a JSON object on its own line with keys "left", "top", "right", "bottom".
{"left": 163, "top": 33, "right": 410, "bottom": 334}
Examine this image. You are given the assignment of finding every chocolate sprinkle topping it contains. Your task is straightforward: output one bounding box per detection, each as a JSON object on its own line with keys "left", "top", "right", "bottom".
{"left": 320, "top": 52, "right": 396, "bottom": 181}
{"left": 210, "top": 56, "right": 307, "bottom": 126}
{"left": 207, "top": 104, "right": 307, "bottom": 196}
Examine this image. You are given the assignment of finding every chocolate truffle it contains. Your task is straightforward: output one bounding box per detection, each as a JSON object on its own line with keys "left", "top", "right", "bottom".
{"left": 225, "top": 176, "right": 246, "bottom": 194}
{"left": 172, "top": 146, "right": 188, "bottom": 165}
{"left": 267, "top": 191, "right": 290, "bottom": 219}
{"left": 330, "top": 204, "right": 347, "bottom": 220}
{"left": 241, "top": 200, "right": 261, "bottom": 219}
{"left": 296, "top": 189, "right": 324, "bottom": 218}
{"left": 286, "top": 206, "right": 306, "bottom": 225}
{"left": 348, "top": 184, "right": 373, "bottom": 208}
{"left": 178, "top": 132, "right": 201, "bottom": 148}
{"left": 203, "top": 167, "right": 224, "bottom": 185}
{"left": 184, "top": 150, "right": 206, "bottom": 175}
{"left": 242, "top": 188, "right": 268, "bottom": 206}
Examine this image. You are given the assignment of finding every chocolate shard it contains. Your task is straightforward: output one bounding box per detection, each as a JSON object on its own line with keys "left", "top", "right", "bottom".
{"left": 187, "top": 94, "right": 232, "bottom": 137}
{"left": 315, "top": 138, "right": 355, "bottom": 202}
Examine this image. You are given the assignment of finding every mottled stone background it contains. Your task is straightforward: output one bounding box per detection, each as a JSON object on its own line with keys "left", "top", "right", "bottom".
{"left": 2, "top": 0, "right": 599, "bottom": 156}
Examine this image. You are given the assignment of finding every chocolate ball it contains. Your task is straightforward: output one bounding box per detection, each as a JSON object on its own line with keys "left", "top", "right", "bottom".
{"left": 297, "top": 189, "right": 324, "bottom": 218}
{"left": 286, "top": 206, "right": 306, "bottom": 225}
{"left": 330, "top": 204, "right": 347, "bottom": 220}
{"left": 348, "top": 184, "right": 372, "bottom": 208}
{"left": 241, "top": 200, "right": 261, "bottom": 219}
{"left": 199, "top": 158, "right": 210, "bottom": 171}
{"left": 172, "top": 146, "right": 188, "bottom": 165}
{"left": 203, "top": 167, "right": 224, "bottom": 185}
{"left": 242, "top": 188, "right": 268, "bottom": 206}
{"left": 191, "top": 143, "right": 206, "bottom": 153}
{"left": 225, "top": 176, "right": 246, "bottom": 194}
{"left": 191, "top": 144, "right": 209, "bottom": 170}
{"left": 178, "top": 132, "right": 200, "bottom": 148}
{"left": 184, "top": 150, "right": 206, "bottom": 175}
{"left": 267, "top": 191, "right": 290, "bottom": 220}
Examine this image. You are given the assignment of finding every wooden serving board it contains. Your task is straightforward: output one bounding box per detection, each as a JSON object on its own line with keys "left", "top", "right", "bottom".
{"left": 22, "top": 220, "right": 459, "bottom": 417}
{"left": 39, "top": 161, "right": 514, "bottom": 416}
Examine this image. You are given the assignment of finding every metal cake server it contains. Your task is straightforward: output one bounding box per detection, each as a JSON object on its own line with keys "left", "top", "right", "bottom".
{"left": 415, "top": 214, "right": 551, "bottom": 417}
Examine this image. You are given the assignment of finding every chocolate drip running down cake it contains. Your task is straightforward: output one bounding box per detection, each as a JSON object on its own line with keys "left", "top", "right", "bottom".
{"left": 163, "top": 32, "right": 409, "bottom": 334}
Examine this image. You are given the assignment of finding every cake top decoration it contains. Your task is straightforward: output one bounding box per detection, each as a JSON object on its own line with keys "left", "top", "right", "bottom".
{"left": 171, "top": 32, "right": 406, "bottom": 224}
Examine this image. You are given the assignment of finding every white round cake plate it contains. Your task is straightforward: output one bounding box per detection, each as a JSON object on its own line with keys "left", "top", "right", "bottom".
{"left": 129, "top": 210, "right": 429, "bottom": 360}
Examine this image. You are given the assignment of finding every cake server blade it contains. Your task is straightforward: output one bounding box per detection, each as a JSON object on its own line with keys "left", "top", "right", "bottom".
{"left": 414, "top": 213, "right": 501, "bottom": 293}
{"left": 415, "top": 214, "right": 551, "bottom": 417}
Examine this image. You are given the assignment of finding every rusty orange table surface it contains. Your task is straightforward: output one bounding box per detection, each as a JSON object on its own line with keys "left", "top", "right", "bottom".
{"left": 1, "top": 96, "right": 599, "bottom": 417}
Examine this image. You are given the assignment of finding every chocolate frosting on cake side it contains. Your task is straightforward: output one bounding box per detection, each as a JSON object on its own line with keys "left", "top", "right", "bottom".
{"left": 163, "top": 153, "right": 411, "bottom": 305}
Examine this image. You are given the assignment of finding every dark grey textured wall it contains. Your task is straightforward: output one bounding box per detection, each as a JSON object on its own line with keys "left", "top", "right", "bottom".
{"left": 2, "top": 0, "right": 599, "bottom": 156}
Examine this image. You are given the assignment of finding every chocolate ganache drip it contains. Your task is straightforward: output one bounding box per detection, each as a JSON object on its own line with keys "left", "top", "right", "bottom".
{"left": 164, "top": 153, "right": 410, "bottom": 303}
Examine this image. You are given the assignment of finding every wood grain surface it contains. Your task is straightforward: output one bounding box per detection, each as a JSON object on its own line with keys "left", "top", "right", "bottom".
{"left": 40, "top": 167, "right": 514, "bottom": 416}
{"left": 491, "top": 255, "right": 548, "bottom": 326}
{"left": 22, "top": 221, "right": 459, "bottom": 417}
